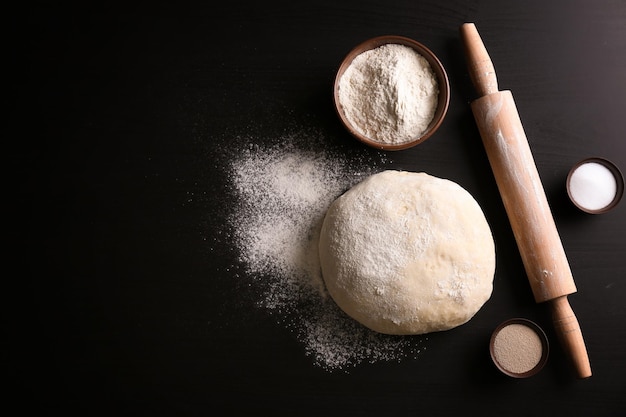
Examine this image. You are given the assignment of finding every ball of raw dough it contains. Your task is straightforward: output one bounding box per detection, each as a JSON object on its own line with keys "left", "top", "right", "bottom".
{"left": 319, "top": 170, "right": 495, "bottom": 335}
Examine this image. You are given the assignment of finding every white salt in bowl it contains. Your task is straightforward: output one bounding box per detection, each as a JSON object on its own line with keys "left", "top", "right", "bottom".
{"left": 566, "top": 157, "right": 624, "bottom": 214}
{"left": 333, "top": 35, "right": 450, "bottom": 151}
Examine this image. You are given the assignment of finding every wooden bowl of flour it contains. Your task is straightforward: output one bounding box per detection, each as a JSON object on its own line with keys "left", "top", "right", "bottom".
{"left": 333, "top": 35, "right": 450, "bottom": 151}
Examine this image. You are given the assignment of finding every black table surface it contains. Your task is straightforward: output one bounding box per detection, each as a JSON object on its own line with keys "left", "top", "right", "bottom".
{"left": 9, "top": 1, "right": 626, "bottom": 415}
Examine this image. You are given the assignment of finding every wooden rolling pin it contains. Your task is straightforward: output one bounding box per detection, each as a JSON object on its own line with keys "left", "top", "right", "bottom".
{"left": 460, "top": 23, "right": 592, "bottom": 378}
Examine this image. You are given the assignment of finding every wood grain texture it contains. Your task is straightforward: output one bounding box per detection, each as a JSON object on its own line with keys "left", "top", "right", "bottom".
{"left": 470, "top": 91, "right": 577, "bottom": 302}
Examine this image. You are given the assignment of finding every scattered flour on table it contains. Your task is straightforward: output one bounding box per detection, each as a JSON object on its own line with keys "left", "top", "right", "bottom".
{"left": 226, "top": 139, "right": 426, "bottom": 371}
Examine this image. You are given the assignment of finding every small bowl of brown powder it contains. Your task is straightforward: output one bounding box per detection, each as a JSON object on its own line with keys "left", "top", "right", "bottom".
{"left": 333, "top": 35, "right": 450, "bottom": 151}
{"left": 489, "top": 318, "right": 549, "bottom": 378}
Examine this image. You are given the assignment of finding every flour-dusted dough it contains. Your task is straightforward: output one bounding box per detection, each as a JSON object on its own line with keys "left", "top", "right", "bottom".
{"left": 319, "top": 170, "right": 495, "bottom": 335}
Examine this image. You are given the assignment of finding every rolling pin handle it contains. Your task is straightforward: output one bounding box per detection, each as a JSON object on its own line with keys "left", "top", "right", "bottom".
{"left": 460, "top": 23, "right": 499, "bottom": 96}
{"left": 550, "top": 296, "right": 592, "bottom": 378}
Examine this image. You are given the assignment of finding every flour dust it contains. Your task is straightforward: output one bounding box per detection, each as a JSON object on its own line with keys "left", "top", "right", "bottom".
{"left": 224, "top": 134, "right": 427, "bottom": 371}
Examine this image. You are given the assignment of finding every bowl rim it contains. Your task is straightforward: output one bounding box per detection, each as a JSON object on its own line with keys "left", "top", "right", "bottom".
{"left": 566, "top": 157, "right": 624, "bottom": 214}
{"left": 489, "top": 318, "right": 550, "bottom": 378}
{"left": 333, "top": 35, "right": 450, "bottom": 151}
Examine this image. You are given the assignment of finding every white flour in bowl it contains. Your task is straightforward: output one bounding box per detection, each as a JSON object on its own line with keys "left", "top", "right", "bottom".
{"left": 337, "top": 43, "right": 439, "bottom": 144}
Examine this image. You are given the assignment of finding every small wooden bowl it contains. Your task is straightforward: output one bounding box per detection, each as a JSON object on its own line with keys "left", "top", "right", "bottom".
{"left": 489, "top": 318, "right": 549, "bottom": 378}
{"left": 333, "top": 35, "right": 450, "bottom": 151}
{"left": 566, "top": 157, "right": 624, "bottom": 214}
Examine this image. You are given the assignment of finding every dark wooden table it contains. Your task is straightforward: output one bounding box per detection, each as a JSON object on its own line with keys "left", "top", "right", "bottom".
{"left": 10, "top": 1, "right": 626, "bottom": 415}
